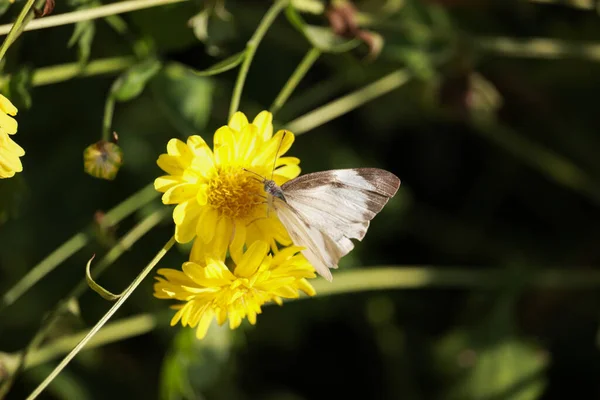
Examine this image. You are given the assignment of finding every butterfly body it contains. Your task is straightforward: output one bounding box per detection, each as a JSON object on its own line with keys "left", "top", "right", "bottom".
{"left": 264, "top": 168, "right": 400, "bottom": 281}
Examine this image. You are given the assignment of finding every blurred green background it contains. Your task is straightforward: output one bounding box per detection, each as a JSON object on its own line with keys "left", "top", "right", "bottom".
{"left": 2, "top": 0, "right": 600, "bottom": 398}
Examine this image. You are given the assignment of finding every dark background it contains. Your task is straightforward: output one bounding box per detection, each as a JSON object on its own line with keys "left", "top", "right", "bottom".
{"left": 2, "top": 0, "right": 600, "bottom": 398}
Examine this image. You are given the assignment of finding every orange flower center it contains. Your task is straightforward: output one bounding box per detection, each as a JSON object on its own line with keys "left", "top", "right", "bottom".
{"left": 207, "top": 167, "right": 264, "bottom": 219}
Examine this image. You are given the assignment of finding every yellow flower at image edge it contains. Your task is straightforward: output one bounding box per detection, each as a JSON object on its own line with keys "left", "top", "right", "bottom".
{"left": 154, "top": 240, "right": 316, "bottom": 339}
{"left": 154, "top": 111, "right": 301, "bottom": 257}
{"left": 0, "top": 95, "right": 24, "bottom": 179}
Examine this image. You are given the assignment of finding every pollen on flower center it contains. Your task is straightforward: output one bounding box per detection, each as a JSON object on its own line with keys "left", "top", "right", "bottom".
{"left": 207, "top": 167, "right": 264, "bottom": 219}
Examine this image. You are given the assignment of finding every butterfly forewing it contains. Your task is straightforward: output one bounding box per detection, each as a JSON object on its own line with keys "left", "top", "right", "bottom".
{"left": 272, "top": 168, "right": 400, "bottom": 281}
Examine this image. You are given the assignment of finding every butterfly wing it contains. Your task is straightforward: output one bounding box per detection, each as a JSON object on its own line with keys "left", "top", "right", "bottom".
{"left": 274, "top": 168, "right": 400, "bottom": 281}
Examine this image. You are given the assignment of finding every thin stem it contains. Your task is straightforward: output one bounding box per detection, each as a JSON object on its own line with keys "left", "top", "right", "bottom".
{"left": 0, "top": 0, "right": 36, "bottom": 61}
{"left": 102, "top": 95, "right": 116, "bottom": 141}
{"left": 270, "top": 47, "right": 321, "bottom": 116}
{"left": 285, "top": 69, "right": 411, "bottom": 135}
{"left": 478, "top": 36, "right": 600, "bottom": 61}
{"left": 0, "top": 183, "right": 157, "bottom": 312}
{"left": 0, "top": 0, "right": 188, "bottom": 36}
{"left": 26, "top": 236, "right": 176, "bottom": 400}
{"left": 528, "top": 0, "right": 594, "bottom": 9}
{"left": 229, "top": 0, "right": 288, "bottom": 119}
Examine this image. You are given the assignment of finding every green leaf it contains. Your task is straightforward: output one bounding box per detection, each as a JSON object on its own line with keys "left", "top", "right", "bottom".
{"left": 6, "top": 66, "right": 33, "bottom": 109}
{"left": 68, "top": 20, "right": 95, "bottom": 68}
{"left": 285, "top": 5, "right": 360, "bottom": 53}
{"left": 0, "top": 0, "right": 13, "bottom": 19}
{"left": 150, "top": 62, "right": 214, "bottom": 135}
{"left": 435, "top": 295, "right": 548, "bottom": 400}
{"left": 111, "top": 59, "right": 162, "bottom": 102}
{"left": 193, "top": 51, "right": 245, "bottom": 77}
{"left": 160, "top": 324, "right": 232, "bottom": 400}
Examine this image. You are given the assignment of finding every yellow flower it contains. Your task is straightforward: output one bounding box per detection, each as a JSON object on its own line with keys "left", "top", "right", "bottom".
{"left": 154, "top": 240, "right": 316, "bottom": 339}
{"left": 0, "top": 95, "right": 24, "bottom": 179}
{"left": 154, "top": 111, "right": 300, "bottom": 258}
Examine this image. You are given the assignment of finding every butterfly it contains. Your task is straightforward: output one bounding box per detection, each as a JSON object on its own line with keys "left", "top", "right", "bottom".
{"left": 262, "top": 167, "right": 400, "bottom": 281}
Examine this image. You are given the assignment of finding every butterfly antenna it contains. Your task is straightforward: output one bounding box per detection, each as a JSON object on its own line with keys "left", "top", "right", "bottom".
{"left": 270, "top": 131, "right": 286, "bottom": 181}
{"left": 242, "top": 167, "right": 265, "bottom": 182}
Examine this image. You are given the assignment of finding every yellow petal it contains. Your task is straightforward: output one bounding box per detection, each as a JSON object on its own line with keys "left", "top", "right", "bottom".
{"left": 190, "top": 147, "right": 216, "bottom": 178}
{"left": 0, "top": 112, "right": 18, "bottom": 135}
{"left": 173, "top": 199, "right": 199, "bottom": 225}
{"left": 196, "top": 183, "right": 208, "bottom": 205}
{"left": 273, "top": 164, "right": 301, "bottom": 185}
{"left": 162, "top": 183, "right": 197, "bottom": 204}
{"left": 196, "top": 309, "right": 214, "bottom": 339}
{"left": 254, "top": 130, "right": 295, "bottom": 166}
{"left": 187, "top": 135, "right": 208, "bottom": 153}
{"left": 228, "top": 112, "right": 248, "bottom": 133}
{"left": 252, "top": 111, "right": 273, "bottom": 140}
{"left": 0, "top": 95, "right": 17, "bottom": 116}
{"left": 154, "top": 175, "right": 181, "bottom": 192}
{"left": 237, "top": 124, "right": 259, "bottom": 163}
{"left": 275, "top": 156, "right": 299, "bottom": 167}
{"left": 211, "top": 216, "right": 233, "bottom": 261}
{"left": 234, "top": 241, "right": 269, "bottom": 278}
{"left": 3, "top": 135, "right": 24, "bottom": 156}
{"left": 157, "top": 154, "right": 185, "bottom": 176}
{"left": 174, "top": 204, "right": 203, "bottom": 243}
{"left": 213, "top": 126, "right": 236, "bottom": 165}
{"left": 197, "top": 207, "right": 218, "bottom": 243}
{"left": 0, "top": 148, "right": 23, "bottom": 172}
{"left": 167, "top": 138, "right": 193, "bottom": 161}
{"left": 230, "top": 222, "right": 246, "bottom": 266}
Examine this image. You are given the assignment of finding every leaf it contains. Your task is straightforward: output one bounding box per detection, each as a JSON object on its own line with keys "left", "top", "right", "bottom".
{"left": 150, "top": 62, "right": 214, "bottom": 135}
{"left": 0, "top": 0, "right": 12, "bottom": 19}
{"left": 188, "top": 5, "right": 236, "bottom": 56}
{"left": 193, "top": 51, "right": 245, "bottom": 77}
{"left": 68, "top": 20, "right": 95, "bottom": 68}
{"left": 285, "top": 5, "right": 360, "bottom": 53}
{"left": 111, "top": 59, "right": 162, "bottom": 102}
{"left": 435, "top": 294, "right": 548, "bottom": 400}
{"left": 6, "top": 66, "right": 32, "bottom": 109}
{"left": 160, "top": 324, "right": 233, "bottom": 400}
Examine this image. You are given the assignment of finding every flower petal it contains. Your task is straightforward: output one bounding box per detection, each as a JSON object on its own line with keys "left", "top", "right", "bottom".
{"left": 162, "top": 183, "right": 198, "bottom": 204}
{"left": 197, "top": 207, "right": 218, "bottom": 243}
{"left": 234, "top": 240, "right": 269, "bottom": 277}
{"left": 228, "top": 112, "right": 248, "bottom": 133}
{"left": 0, "top": 95, "right": 17, "bottom": 116}
{"left": 252, "top": 111, "right": 273, "bottom": 140}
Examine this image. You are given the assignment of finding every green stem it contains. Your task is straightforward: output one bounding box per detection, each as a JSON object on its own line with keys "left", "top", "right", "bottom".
{"left": 285, "top": 69, "right": 411, "bottom": 135}
{"left": 478, "top": 36, "right": 600, "bottom": 62}
{"left": 528, "top": 0, "right": 593, "bottom": 9}
{"left": 270, "top": 47, "right": 321, "bottom": 116}
{"left": 26, "top": 236, "right": 176, "bottom": 400}
{"left": 0, "top": 0, "right": 36, "bottom": 62}
{"left": 14, "top": 265, "right": 600, "bottom": 373}
{"left": 228, "top": 0, "right": 288, "bottom": 119}
{"left": 102, "top": 95, "right": 116, "bottom": 141}
{"left": 0, "top": 183, "right": 157, "bottom": 312}
{"left": 0, "top": 0, "right": 188, "bottom": 36}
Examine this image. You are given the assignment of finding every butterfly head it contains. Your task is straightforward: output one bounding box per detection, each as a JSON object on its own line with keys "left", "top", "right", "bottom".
{"left": 263, "top": 179, "right": 286, "bottom": 203}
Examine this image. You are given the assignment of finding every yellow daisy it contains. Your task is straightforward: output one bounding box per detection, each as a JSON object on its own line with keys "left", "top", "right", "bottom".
{"left": 154, "top": 111, "right": 300, "bottom": 257}
{"left": 153, "top": 240, "right": 316, "bottom": 339}
{"left": 0, "top": 95, "right": 24, "bottom": 179}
